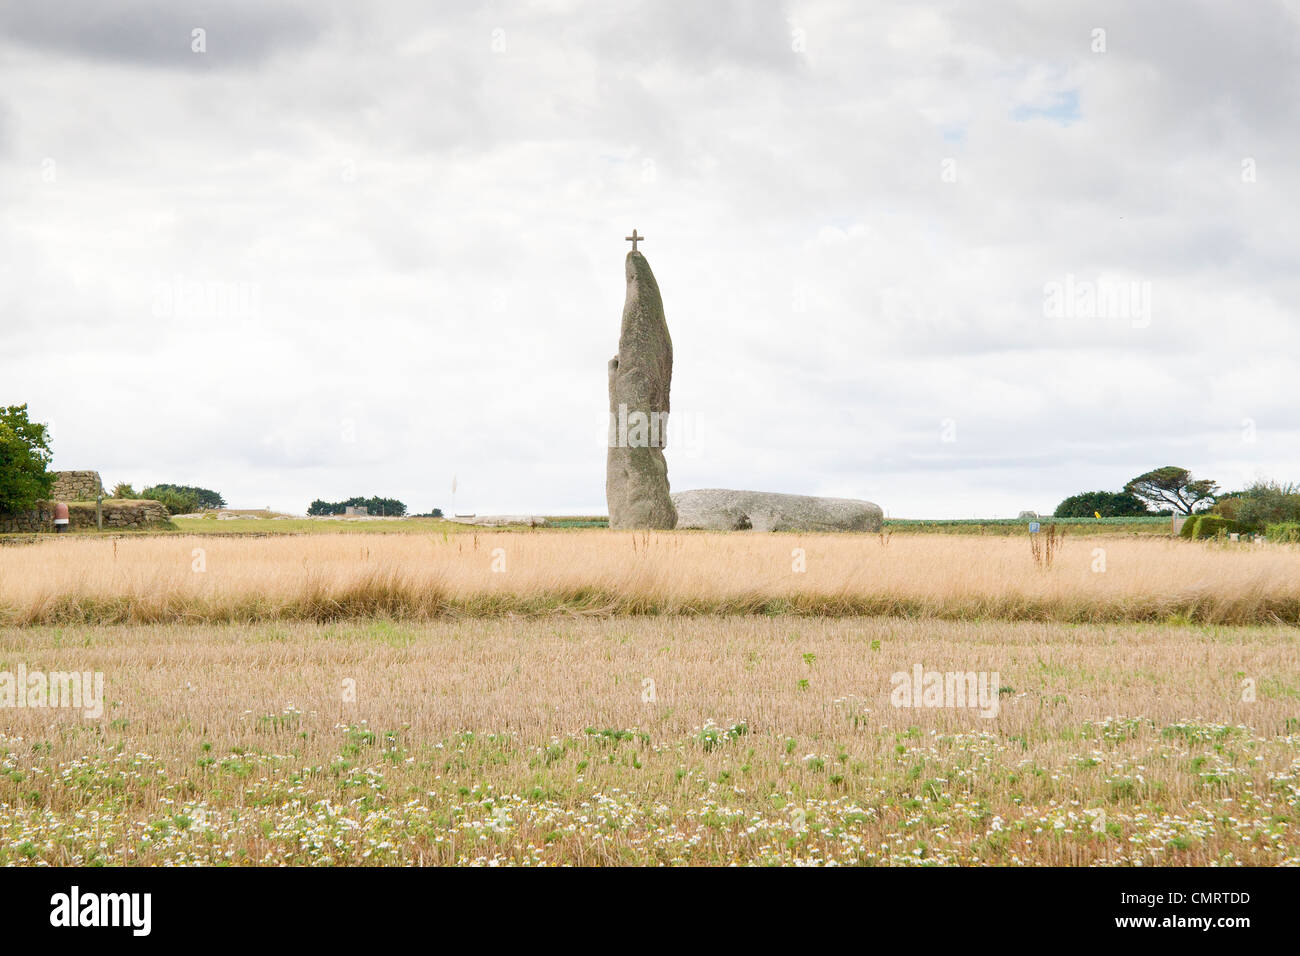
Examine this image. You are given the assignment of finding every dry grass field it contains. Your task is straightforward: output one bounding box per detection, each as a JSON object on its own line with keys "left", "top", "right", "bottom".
{"left": 0, "top": 616, "right": 1296, "bottom": 866}
{"left": 2, "top": 529, "right": 1299, "bottom": 625}
{"left": 1, "top": 530, "right": 1296, "bottom": 866}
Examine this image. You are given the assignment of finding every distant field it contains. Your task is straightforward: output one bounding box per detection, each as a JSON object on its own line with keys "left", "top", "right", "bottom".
{"left": 885, "top": 517, "right": 1174, "bottom": 536}
{"left": 5, "top": 514, "right": 1178, "bottom": 538}
{"left": 169, "top": 516, "right": 464, "bottom": 535}
{"left": 169, "top": 516, "right": 610, "bottom": 534}
{"left": 3, "top": 529, "right": 1297, "bottom": 626}
{"left": 0, "top": 616, "right": 1295, "bottom": 866}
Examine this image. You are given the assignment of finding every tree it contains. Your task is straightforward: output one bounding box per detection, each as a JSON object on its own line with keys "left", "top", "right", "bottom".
{"left": 141, "top": 485, "right": 201, "bottom": 515}
{"left": 0, "top": 404, "right": 54, "bottom": 514}
{"left": 1054, "top": 490, "right": 1150, "bottom": 518}
{"left": 1124, "top": 466, "right": 1218, "bottom": 515}
{"left": 306, "top": 496, "right": 407, "bottom": 517}
{"left": 111, "top": 482, "right": 138, "bottom": 499}
{"left": 146, "top": 483, "right": 225, "bottom": 510}
{"left": 350, "top": 496, "right": 405, "bottom": 517}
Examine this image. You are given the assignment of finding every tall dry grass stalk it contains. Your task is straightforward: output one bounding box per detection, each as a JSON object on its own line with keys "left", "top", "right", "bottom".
{"left": 1028, "top": 523, "right": 1064, "bottom": 568}
{"left": 2, "top": 530, "right": 1299, "bottom": 625}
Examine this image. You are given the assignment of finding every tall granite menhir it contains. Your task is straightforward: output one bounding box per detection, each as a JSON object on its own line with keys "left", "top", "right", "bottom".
{"left": 606, "top": 250, "right": 676, "bottom": 529}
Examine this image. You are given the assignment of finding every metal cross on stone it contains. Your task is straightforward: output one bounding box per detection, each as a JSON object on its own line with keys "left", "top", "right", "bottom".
{"left": 625, "top": 229, "right": 644, "bottom": 252}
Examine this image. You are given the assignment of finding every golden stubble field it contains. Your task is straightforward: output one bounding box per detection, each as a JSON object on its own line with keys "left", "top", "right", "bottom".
{"left": 0, "top": 614, "right": 1296, "bottom": 866}
{"left": 2, "top": 529, "right": 1300, "bottom": 624}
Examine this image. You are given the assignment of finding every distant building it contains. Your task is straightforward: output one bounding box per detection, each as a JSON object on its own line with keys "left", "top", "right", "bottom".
{"left": 344, "top": 505, "right": 369, "bottom": 516}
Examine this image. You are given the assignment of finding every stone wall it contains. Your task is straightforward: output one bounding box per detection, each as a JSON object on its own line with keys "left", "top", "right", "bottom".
{"left": 0, "top": 500, "right": 172, "bottom": 533}
{"left": 49, "top": 471, "right": 104, "bottom": 501}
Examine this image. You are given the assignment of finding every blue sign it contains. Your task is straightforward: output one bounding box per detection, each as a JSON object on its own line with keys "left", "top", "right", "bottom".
{"left": 1028, "top": 521, "right": 1041, "bottom": 533}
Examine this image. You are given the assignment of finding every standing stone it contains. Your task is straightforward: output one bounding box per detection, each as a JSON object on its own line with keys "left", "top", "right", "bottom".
{"left": 606, "top": 250, "right": 676, "bottom": 529}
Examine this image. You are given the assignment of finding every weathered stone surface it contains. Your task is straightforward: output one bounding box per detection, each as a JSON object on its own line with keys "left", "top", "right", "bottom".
{"left": 672, "top": 489, "right": 883, "bottom": 532}
{"left": 0, "top": 500, "right": 172, "bottom": 533}
{"left": 49, "top": 471, "right": 104, "bottom": 501}
{"left": 606, "top": 251, "right": 676, "bottom": 529}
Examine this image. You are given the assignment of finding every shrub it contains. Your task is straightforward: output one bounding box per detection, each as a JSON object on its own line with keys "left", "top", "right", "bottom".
{"left": 1178, "top": 516, "right": 1199, "bottom": 539}
{"left": 1211, "top": 494, "right": 1243, "bottom": 521}
{"left": 1054, "top": 490, "right": 1150, "bottom": 518}
{"left": 147, "top": 483, "right": 226, "bottom": 510}
{"left": 1232, "top": 481, "right": 1300, "bottom": 532}
{"left": 1193, "top": 515, "right": 1236, "bottom": 539}
{"left": 141, "top": 485, "right": 201, "bottom": 515}
{"left": 1265, "top": 522, "right": 1300, "bottom": 543}
{"left": 111, "top": 482, "right": 138, "bottom": 499}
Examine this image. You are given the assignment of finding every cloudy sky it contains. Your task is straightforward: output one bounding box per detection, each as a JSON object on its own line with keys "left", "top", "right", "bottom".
{"left": 2, "top": 0, "right": 1297, "bottom": 517}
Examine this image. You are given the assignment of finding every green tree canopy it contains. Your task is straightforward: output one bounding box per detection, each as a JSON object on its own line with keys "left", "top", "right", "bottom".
{"left": 1216, "top": 480, "right": 1300, "bottom": 531}
{"left": 307, "top": 496, "right": 407, "bottom": 517}
{"left": 1124, "top": 466, "right": 1218, "bottom": 515}
{"left": 145, "top": 483, "right": 226, "bottom": 510}
{"left": 140, "top": 485, "right": 201, "bottom": 515}
{"left": 1054, "top": 490, "right": 1150, "bottom": 518}
{"left": 0, "top": 405, "right": 54, "bottom": 515}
